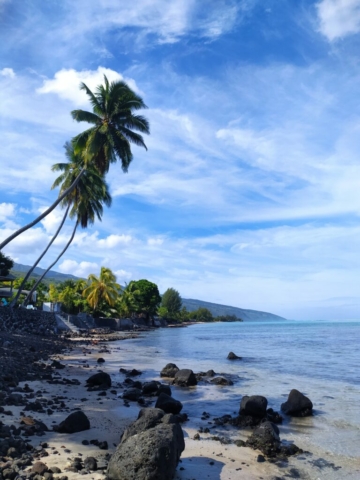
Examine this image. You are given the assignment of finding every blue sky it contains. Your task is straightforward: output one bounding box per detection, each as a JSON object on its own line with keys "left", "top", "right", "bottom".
{"left": 1, "top": 0, "right": 360, "bottom": 320}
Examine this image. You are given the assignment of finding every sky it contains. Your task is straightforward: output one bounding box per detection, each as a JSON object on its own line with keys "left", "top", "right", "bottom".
{"left": 1, "top": 0, "right": 360, "bottom": 320}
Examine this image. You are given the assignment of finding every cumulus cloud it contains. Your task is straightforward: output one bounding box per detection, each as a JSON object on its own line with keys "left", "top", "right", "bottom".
{"left": 0, "top": 68, "right": 15, "bottom": 78}
{"left": 317, "top": 0, "right": 360, "bottom": 40}
{"left": 0, "top": 203, "right": 16, "bottom": 221}
{"left": 97, "top": 234, "right": 134, "bottom": 248}
{"left": 39, "top": 207, "right": 68, "bottom": 235}
{"left": 58, "top": 259, "right": 98, "bottom": 278}
{"left": 114, "top": 269, "right": 132, "bottom": 283}
{"left": 37, "top": 67, "right": 141, "bottom": 106}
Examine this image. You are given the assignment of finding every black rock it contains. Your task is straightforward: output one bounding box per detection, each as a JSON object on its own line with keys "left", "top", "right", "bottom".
{"left": 86, "top": 372, "right": 111, "bottom": 388}
{"left": 173, "top": 369, "right": 197, "bottom": 387}
{"left": 53, "top": 410, "right": 90, "bottom": 433}
{"left": 155, "top": 393, "right": 183, "bottom": 414}
{"left": 227, "top": 351, "right": 242, "bottom": 360}
{"left": 281, "top": 389, "right": 313, "bottom": 417}
{"left": 160, "top": 363, "right": 179, "bottom": 378}
{"left": 240, "top": 395, "right": 268, "bottom": 417}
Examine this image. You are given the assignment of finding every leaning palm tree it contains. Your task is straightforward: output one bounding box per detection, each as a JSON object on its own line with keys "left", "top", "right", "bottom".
{"left": 24, "top": 153, "right": 112, "bottom": 306}
{"left": 0, "top": 75, "right": 149, "bottom": 251}
{"left": 11, "top": 143, "right": 83, "bottom": 306}
{"left": 83, "top": 267, "right": 120, "bottom": 311}
{"left": 71, "top": 74, "right": 149, "bottom": 175}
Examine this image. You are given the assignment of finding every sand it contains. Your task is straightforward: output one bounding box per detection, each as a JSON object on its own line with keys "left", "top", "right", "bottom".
{"left": 1, "top": 334, "right": 286, "bottom": 480}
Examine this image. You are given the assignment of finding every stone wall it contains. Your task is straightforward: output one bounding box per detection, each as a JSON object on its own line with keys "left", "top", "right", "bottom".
{"left": 0, "top": 307, "right": 57, "bottom": 335}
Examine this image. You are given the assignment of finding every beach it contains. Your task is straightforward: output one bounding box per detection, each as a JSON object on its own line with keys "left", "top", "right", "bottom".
{"left": 1, "top": 317, "right": 359, "bottom": 479}
{"left": 0, "top": 331, "right": 283, "bottom": 480}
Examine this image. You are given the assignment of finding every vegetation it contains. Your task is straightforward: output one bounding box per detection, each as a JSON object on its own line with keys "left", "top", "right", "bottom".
{"left": 125, "top": 279, "right": 161, "bottom": 324}
{"left": 0, "top": 75, "right": 149, "bottom": 299}
{"left": 0, "top": 252, "right": 14, "bottom": 276}
{"left": 160, "top": 288, "right": 182, "bottom": 320}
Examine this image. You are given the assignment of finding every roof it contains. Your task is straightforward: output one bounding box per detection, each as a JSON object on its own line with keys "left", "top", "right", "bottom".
{"left": 0, "top": 273, "right": 16, "bottom": 281}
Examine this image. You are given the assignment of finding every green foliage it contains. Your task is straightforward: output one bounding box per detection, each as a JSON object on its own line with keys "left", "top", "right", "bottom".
{"left": 83, "top": 267, "right": 120, "bottom": 313}
{"left": 189, "top": 307, "right": 214, "bottom": 322}
{"left": 126, "top": 279, "right": 161, "bottom": 321}
{"left": 71, "top": 75, "right": 149, "bottom": 175}
{"left": 161, "top": 288, "right": 182, "bottom": 317}
{"left": 0, "top": 252, "right": 14, "bottom": 276}
{"left": 214, "top": 314, "right": 243, "bottom": 322}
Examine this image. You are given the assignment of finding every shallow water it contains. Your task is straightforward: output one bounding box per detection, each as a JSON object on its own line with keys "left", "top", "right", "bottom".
{"left": 111, "top": 320, "right": 360, "bottom": 479}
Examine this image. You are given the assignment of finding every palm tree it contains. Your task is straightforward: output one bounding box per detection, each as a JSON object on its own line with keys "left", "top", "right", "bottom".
{"left": 71, "top": 74, "right": 149, "bottom": 175}
{"left": 9, "top": 203, "right": 71, "bottom": 307}
{"left": 83, "top": 267, "right": 120, "bottom": 311}
{"left": 24, "top": 148, "right": 112, "bottom": 306}
{"left": 0, "top": 75, "right": 149, "bottom": 250}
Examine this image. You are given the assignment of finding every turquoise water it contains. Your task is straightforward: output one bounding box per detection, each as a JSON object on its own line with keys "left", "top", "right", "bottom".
{"left": 114, "top": 320, "right": 360, "bottom": 478}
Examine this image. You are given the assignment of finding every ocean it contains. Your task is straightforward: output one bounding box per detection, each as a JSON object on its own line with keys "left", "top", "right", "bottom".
{"left": 112, "top": 320, "right": 360, "bottom": 479}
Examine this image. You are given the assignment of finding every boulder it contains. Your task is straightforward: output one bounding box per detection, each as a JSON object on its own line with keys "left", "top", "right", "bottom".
{"left": 245, "top": 421, "right": 280, "bottom": 457}
{"left": 107, "top": 422, "right": 185, "bottom": 480}
{"left": 240, "top": 395, "right": 268, "bottom": 417}
{"left": 142, "top": 381, "right": 159, "bottom": 395}
{"left": 157, "top": 384, "right": 172, "bottom": 397}
{"left": 53, "top": 410, "right": 90, "bottom": 433}
{"left": 281, "top": 389, "right": 313, "bottom": 417}
{"left": 155, "top": 393, "right": 183, "bottom": 414}
{"left": 122, "top": 388, "right": 142, "bottom": 401}
{"left": 210, "top": 376, "right": 233, "bottom": 386}
{"left": 227, "top": 351, "right": 242, "bottom": 360}
{"left": 160, "top": 363, "right": 179, "bottom": 378}
{"left": 173, "top": 369, "right": 197, "bottom": 387}
{"left": 121, "top": 408, "right": 165, "bottom": 443}
{"left": 86, "top": 372, "right": 111, "bottom": 388}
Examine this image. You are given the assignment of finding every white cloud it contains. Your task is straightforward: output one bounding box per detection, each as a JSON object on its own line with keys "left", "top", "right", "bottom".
{"left": 64, "top": 0, "right": 248, "bottom": 45}
{"left": 317, "top": 0, "right": 360, "bottom": 40}
{"left": 0, "top": 68, "right": 15, "bottom": 78}
{"left": 114, "top": 269, "right": 132, "bottom": 283}
{"left": 58, "top": 259, "right": 98, "bottom": 278}
{"left": 39, "top": 207, "right": 68, "bottom": 235}
{"left": 0, "top": 203, "right": 16, "bottom": 221}
{"left": 97, "top": 234, "right": 134, "bottom": 248}
{"left": 37, "top": 67, "right": 141, "bottom": 106}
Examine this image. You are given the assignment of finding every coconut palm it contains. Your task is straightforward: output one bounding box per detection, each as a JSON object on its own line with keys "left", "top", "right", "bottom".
{"left": 83, "top": 267, "right": 120, "bottom": 311}
{"left": 71, "top": 74, "right": 149, "bottom": 175}
{"left": 24, "top": 148, "right": 112, "bottom": 306}
{"left": 0, "top": 75, "right": 149, "bottom": 251}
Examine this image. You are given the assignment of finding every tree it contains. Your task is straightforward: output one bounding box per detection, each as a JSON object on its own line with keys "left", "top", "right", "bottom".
{"left": 0, "top": 252, "right": 13, "bottom": 276}
{"left": 23, "top": 147, "right": 112, "bottom": 306}
{"left": 161, "top": 288, "right": 182, "bottom": 317}
{"left": 83, "top": 267, "right": 120, "bottom": 312}
{"left": 190, "top": 307, "right": 214, "bottom": 322}
{"left": 0, "top": 75, "right": 149, "bottom": 251}
{"left": 126, "top": 279, "right": 161, "bottom": 324}
{"left": 71, "top": 74, "right": 149, "bottom": 175}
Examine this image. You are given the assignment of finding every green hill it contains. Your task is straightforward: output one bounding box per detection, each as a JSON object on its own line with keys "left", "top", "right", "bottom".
{"left": 182, "top": 298, "right": 286, "bottom": 321}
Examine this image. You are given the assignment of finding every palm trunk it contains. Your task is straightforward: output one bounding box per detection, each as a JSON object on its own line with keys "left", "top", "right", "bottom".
{"left": 24, "top": 220, "right": 79, "bottom": 306}
{"left": 0, "top": 167, "right": 86, "bottom": 251}
{"left": 10, "top": 204, "right": 71, "bottom": 307}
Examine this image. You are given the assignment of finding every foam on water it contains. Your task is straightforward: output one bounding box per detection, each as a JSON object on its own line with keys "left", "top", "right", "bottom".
{"left": 112, "top": 320, "right": 360, "bottom": 479}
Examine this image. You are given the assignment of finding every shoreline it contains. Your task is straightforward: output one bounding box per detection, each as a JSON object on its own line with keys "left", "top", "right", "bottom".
{"left": 0, "top": 330, "right": 286, "bottom": 479}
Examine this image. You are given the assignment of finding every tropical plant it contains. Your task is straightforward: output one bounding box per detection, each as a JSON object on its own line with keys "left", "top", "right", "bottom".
{"left": 126, "top": 279, "right": 161, "bottom": 324}
{"left": 82, "top": 267, "right": 120, "bottom": 312}
{"left": 0, "top": 252, "right": 14, "bottom": 276}
{"left": 161, "top": 288, "right": 182, "bottom": 318}
{"left": 23, "top": 145, "right": 112, "bottom": 305}
{"left": 71, "top": 74, "right": 149, "bottom": 175}
{"left": 0, "top": 75, "right": 149, "bottom": 251}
